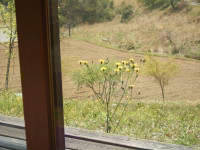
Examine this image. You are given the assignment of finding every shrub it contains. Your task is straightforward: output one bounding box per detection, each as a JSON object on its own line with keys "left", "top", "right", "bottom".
{"left": 185, "top": 51, "right": 200, "bottom": 60}
{"left": 143, "top": 56, "right": 179, "bottom": 101}
{"left": 117, "top": 2, "right": 134, "bottom": 23}
{"left": 73, "top": 58, "right": 141, "bottom": 132}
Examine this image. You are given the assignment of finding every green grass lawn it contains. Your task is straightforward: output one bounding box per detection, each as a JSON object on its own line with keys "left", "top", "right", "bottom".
{"left": 0, "top": 91, "right": 200, "bottom": 146}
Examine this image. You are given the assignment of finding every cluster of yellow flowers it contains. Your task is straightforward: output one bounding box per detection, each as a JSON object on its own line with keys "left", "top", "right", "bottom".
{"left": 114, "top": 58, "right": 140, "bottom": 74}
{"left": 79, "top": 58, "right": 140, "bottom": 74}
{"left": 79, "top": 60, "right": 88, "bottom": 65}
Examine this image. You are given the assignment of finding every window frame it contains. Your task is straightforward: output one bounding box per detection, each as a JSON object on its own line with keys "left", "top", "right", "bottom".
{"left": 14, "top": 0, "right": 65, "bottom": 150}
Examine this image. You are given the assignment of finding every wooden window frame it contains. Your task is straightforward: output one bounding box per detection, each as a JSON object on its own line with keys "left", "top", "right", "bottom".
{"left": 14, "top": 0, "right": 65, "bottom": 150}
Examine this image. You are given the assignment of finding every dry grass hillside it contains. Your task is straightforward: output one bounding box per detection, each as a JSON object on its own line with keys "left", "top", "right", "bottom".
{"left": 69, "top": 0, "right": 200, "bottom": 59}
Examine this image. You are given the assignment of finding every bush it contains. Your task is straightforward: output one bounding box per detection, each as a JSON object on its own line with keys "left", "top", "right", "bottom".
{"left": 59, "top": 0, "right": 115, "bottom": 26}
{"left": 73, "top": 58, "right": 141, "bottom": 132}
{"left": 185, "top": 51, "right": 200, "bottom": 60}
{"left": 143, "top": 56, "right": 179, "bottom": 101}
{"left": 117, "top": 2, "right": 134, "bottom": 23}
{"left": 118, "top": 39, "right": 136, "bottom": 50}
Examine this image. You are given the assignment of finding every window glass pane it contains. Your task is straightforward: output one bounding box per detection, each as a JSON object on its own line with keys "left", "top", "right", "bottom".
{"left": 59, "top": 0, "right": 200, "bottom": 148}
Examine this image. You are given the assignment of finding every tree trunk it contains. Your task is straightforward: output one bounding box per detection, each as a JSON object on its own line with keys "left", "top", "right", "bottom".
{"left": 159, "top": 80, "right": 165, "bottom": 102}
{"left": 5, "top": 37, "right": 15, "bottom": 90}
{"left": 68, "top": 24, "right": 71, "bottom": 37}
{"left": 170, "top": 0, "right": 175, "bottom": 9}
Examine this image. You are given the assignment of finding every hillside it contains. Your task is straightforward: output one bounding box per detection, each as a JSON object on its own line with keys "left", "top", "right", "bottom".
{"left": 68, "top": 0, "right": 200, "bottom": 60}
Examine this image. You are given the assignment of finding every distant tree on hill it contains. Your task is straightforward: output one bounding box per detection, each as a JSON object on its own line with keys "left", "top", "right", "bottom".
{"left": 59, "top": 0, "right": 115, "bottom": 26}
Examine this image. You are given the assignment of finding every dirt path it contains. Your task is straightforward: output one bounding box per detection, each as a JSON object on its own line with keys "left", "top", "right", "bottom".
{"left": 61, "top": 39, "right": 200, "bottom": 102}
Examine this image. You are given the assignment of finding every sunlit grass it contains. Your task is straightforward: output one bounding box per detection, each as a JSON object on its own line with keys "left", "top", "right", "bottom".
{"left": 1, "top": 91, "right": 199, "bottom": 146}
{"left": 0, "top": 91, "right": 23, "bottom": 117}
{"left": 63, "top": 99, "right": 200, "bottom": 146}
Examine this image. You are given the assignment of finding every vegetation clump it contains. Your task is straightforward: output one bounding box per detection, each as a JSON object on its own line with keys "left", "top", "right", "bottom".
{"left": 73, "top": 58, "right": 141, "bottom": 133}
{"left": 117, "top": 2, "right": 134, "bottom": 23}
{"left": 143, "top": 56, "right": 179, "bottom": 101}
{"left": 59, "top": 0, "right": 115, "bottom": 26}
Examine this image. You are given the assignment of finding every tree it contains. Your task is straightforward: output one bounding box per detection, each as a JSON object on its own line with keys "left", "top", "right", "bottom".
{"left": 169, "top": 0, "right": 180, "bottom": 9}
{"left": 59, "top": 0, "right": 115, "bottom": 26}
{"left": 118, "top": 2, "right": 134, "bottom": 23}
{"left": 143, "top": 56, "right": 178, "bottom": 101}
{"left": 0, "top": 0, "right": 17, "bottom": 90}
{"left": 0, "top": 0, "right": 9, "bottom": 6}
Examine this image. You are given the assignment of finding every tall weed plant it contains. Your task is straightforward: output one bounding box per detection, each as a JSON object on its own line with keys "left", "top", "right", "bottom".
{"left": 73, "top": 58, "right": 142, "bottom": 132}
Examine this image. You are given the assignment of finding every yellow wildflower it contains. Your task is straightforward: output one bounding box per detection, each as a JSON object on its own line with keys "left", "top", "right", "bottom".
{"left": 115, "top": 62, "right": 121, "bottom": 68}
{"left": 100, "top": 67, "right": 107, "bottom": 72}
{"left": 83, "top": 61, "right": 88, "bottom": 65}
{"left": 118, "top": 66, "right": 123, "bottom": 71}
{"left": 79, "top": 60, "right": 83, "bottom": 65}
{"left": 99, "top": 59, "right": 105, "bottom": 64}
{"left": 130, "top": 63, "right": 138, "bottom": 69}
{"left": 122, "top": 61, "right": 126, "bottom": 65}
{"left": 135, "top": 67, "right": 140, "bottom": 73}
{"left": 130, "top": 64, "right": 135, "bottom": 69}
{"left": 129, "top": 58, "right": 134, "bottom": 63}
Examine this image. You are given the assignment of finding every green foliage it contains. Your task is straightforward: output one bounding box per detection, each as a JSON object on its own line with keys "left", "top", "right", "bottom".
{"left": 0, "top": 91, "right": 200, "bottom": 146}
{"left": 118, "top": 3, "right": 134, "bottom": 23}
{"left": 139, "top": 0, "right": 181, "bottom": 9}
{"left": 0, "top": 91, "right": 23, "bottom": 117}
{"left": 143, "top": 56, "right": 178, "bottom": 101}
{"left": 73, "top": 59, "right": 140, "bottom": 132}
{"left": 0, "top": 0, "right": 16, "bottom": 32}
{"left": 0, "top": 0, "right": 9, "bottom": 6}
{"left": 63, "top": 99, "right": 200, "bottom": 146}
{"left": 59, "top": 0, "right": 115, "bottom": 26}
{"left": 185, "top": 51, "right": 200, "bottom": 60}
